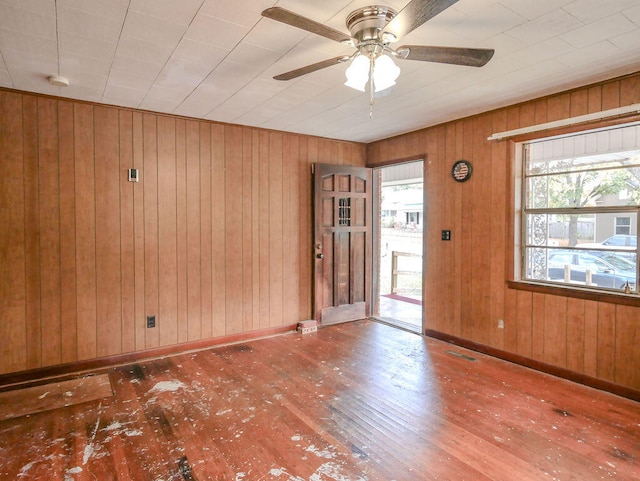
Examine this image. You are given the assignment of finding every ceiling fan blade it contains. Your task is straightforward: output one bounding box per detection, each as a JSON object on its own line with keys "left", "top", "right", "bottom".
{"left": 384, "top": 0, "right": 459, "bottom": 40}
{"left": 273, "top": 56, "right": 350, "bottom": 81}
{"left": 398, "top": 45, "right": 494, "bottom": 67}
{"left": 262, "top": 7, "right": 352, "bottom": 44}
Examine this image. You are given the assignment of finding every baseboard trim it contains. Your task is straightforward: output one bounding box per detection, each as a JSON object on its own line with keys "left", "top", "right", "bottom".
{"left": 424, "top": 329, "right": 640, "bottom": 403}
{"left": 0, "top": 324, "right": 298, "bottom": 390}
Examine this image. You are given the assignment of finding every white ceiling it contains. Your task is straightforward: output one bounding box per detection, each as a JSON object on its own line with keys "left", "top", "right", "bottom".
{"left": 1, "top": 0, "right": 640, "bottom": 143}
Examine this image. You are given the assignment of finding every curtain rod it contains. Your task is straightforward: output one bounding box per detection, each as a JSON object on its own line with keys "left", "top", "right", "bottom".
{"left": 487, "top": 103, "right": 640, "bottom": 141}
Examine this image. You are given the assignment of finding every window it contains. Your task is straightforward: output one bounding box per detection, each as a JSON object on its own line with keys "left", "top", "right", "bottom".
{"left": 518, "top": 123, "right": 639, "bottom": 294}
{"left": 615, "top": 216, "right": 631, "bottom": 235}
{"left": 406, "top": 212, "right": 419, "bottom": 225}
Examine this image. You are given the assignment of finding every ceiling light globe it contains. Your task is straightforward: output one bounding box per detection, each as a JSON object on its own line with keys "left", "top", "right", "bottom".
{"left": 344, "top": 55, "right": 370, "bottom": 92}
{"left": 373, "top": 54, "right": 400, "bottom": 92}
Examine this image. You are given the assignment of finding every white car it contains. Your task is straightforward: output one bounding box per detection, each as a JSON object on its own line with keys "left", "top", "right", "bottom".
{"left": 580, "top": 235, "right": 637, "bottom": 262}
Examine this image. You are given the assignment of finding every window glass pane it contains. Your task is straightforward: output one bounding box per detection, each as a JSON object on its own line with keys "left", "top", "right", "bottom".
{"left": 525, "top": 247, "right": 636, "bottom": 290}
{"left": 525, "top": 247, "right": 548, "bottom": 281}
{"left": 525, "top": 166, "right": 640, "bottom": 209}
{"left": 525, "top": 213, "right": 595, "bottom": 248}
{"left": 527, "top": 150, "right": 640, "bottom": 176}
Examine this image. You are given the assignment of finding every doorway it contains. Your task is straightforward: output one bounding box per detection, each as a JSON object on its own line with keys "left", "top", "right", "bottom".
{"left": 373, "top": 161, "right": 424, "bottom": 333}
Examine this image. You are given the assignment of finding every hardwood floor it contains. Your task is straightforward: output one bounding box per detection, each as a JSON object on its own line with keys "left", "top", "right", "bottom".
{"left": 0, "top": 320, "right": 638, "bottom": 480}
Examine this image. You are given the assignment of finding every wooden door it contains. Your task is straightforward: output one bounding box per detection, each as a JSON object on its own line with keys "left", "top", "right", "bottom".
{"left": 313, "top": 164, "right": 372, "bottom": 324}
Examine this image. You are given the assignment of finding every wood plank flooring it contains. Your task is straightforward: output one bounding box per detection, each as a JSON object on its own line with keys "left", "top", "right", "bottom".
{"left": 0, "top": 374, "right": 112, "bottom": 422}
{"left": 0, "top": 320, "right": 638, "bottom": 480}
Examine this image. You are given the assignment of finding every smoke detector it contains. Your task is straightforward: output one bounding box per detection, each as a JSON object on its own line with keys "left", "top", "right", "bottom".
{"left": 47, "top": 75, "right": 69, "bottom": 87}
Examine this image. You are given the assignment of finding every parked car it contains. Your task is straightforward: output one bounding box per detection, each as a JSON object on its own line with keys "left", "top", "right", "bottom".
{"left": 547, "top": 249, "right": 636, "bottom": 290}
{"left": 580, "top": 235, "right": 637, "bottom": 262}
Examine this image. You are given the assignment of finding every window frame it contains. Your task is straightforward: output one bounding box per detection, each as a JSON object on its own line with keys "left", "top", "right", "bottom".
{"left": 513, "top": 123, "right": 640, "bottom": 298}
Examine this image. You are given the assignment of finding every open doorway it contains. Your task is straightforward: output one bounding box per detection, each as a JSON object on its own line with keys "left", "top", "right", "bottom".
{"left": 372, "top": 161, "right": 424, "bottom": 333}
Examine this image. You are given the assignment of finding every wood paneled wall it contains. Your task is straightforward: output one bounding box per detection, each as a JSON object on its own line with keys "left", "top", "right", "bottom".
{"left": 367, "top": 72, "right": 640, "bottom": 391}
{"left": 0, "top": 90, "right": 365, "bottom": 375}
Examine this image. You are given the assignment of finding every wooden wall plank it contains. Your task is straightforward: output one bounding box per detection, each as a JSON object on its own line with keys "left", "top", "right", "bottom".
{"left": 175, "top": 119, "right": 188, "bottom": 344}
{"left": 283, "top": 134, "right": 300, "bottom": 326}
{"left": 185, "top": 121, "right": 202, "bottom": 341}
{"left": 95, "top": 107, "right": 122, "bottom": 357}
{"left": 23, "top": 95, "right": 41, "bottom": 369}
{"left": 258, "top": 131, "right": 270, "bottom": 328}
{"left": 565, "top": 298, "right": 585, "bottom": 374}
{"left": 490, "top": 109, "right": 509, "bottom": 350}
{"left": 620, "top": 75, "right": 640, "bottom": 106}
{"left": 251, "top": 130, "right": 261, "bottom": 329}
{"left": 547, "top": 93, "right": 570, "bottom": 122}
{"left": 596, "top": 303, "right": 616, "bottom": 382}
{"left": 74, "top": 103, "right": 97, "bottom": 361}
{"left": 583, "top": 300, "right": 598, "bottom": 378}
{"left": 533, "top": 98, "right": 548, "bottom": 125}
{"left": 132, "top": 112, "right": 146, "bottom": 352}
{"left": 298, "top": 137, "right": 311, "bottom": 322}
{"left": 459, "top": 119, "right": 474, "bottom": 340}
{"left": 0, "top": 91, "right": 27, "bottom": 373}
{"left": 470, "top": 114, "right": 493, "bottom": 346}
{"left": 515, "top": 290, "right": 532, "bottom": 358}
{"left": 225, "top": 125, "right": 243, "bottom": 334}
{"left": 55, "top": 113, "right": 80, "bottom": 361}
{"left": 210, "top": 124, "right": 224, "bottom": 337}
{"left": 569, "top": 89, "right": 589, "bottom": 118}
{"left": 157, "top": 116, "right": 178, "bottom": 346}
{"left": 531, "top": 293, "right": 545, "bottom": 360}
{"left": 601, "top": 80, "right": 620, "bottom": 110}
{"left": 503, "top": 287, "right": 517, "bottom": 353}
{"left": 118, "top": 110, "right": 135, "bottom": 353}
{"left": 242, "top": 128, "right": 254, "bottom": 332}
{"left": 200, "top": 123, "right": 214, "bottom": 338}
{"left": 142, "top": 114, "right": 159, "bottom": 349}
{"left": 506, "top": 105, "right": 520, "bottom": 130}
{"left": 543, "top": 294, "right": 567, "bottom": 368}
{"left": 269, "top": 132, "right": 284, "bottom": 327}
{"left": 587, "top": 86, "right": 602, "bottom": 113}
{"left": 451, "top": 122, "right": 464, "bottom": 336}
{"left": 440, "top": 125, "right": 456, "bottom": 336}
{"left": 614, "top": 305, "right": 640, "bottom": 387}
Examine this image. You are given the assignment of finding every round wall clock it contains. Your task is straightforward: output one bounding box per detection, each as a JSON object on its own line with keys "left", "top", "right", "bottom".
{"left": 451, "top": 160, "right": 472, "bottom": 182}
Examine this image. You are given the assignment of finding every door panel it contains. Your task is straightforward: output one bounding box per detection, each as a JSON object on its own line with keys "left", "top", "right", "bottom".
{"left": 314, "top": 164, "right": 372, "bottom": 324}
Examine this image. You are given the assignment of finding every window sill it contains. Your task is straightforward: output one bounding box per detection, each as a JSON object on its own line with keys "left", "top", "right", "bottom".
{"left": 507, "top": 280, "right": 640, "bottom": 307}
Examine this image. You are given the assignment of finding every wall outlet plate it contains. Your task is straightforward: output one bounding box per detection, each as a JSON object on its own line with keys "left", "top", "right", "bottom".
{"left": 146, "top": 315, "right": 156, "bottom": 328}
{"left": 441, "top": 230, "right": 451, "bottom": 241}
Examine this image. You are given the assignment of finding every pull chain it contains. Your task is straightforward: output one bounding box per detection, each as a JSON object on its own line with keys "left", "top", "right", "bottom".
{"left": 369, "top": 56, "right": 374, "bottom": 119}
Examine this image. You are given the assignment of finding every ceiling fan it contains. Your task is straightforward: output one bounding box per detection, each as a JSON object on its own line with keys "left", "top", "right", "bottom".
{"left": 262, "top": 0, "right": 495, "bottom": 97}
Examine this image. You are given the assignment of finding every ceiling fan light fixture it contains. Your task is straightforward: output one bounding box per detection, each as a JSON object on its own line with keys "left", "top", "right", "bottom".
{"left": 344, "top": 54, "right": 370, "bottom": 92}
{"left": 373, "top": 54, "right": 400, "bottom": 92}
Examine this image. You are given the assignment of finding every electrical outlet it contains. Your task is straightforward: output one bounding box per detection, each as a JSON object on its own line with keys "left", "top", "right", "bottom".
{"left": 497, "top": 319, "right": 504, "bottom": 329}
{"left": 147, "top": 315, "right": 156, "bottom": 328}
{"left": 441, "top": 230, "right": 451, "bottom": 241}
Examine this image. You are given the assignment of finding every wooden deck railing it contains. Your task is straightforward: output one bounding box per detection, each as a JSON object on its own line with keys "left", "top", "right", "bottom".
{"left": 391, "top": 251, "right": 422, "bottom": 294}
